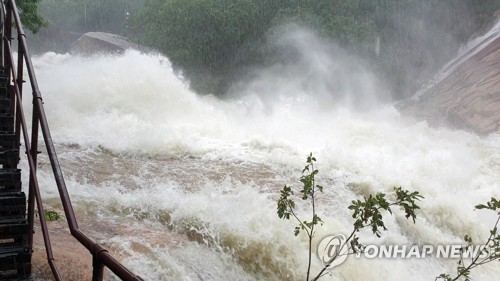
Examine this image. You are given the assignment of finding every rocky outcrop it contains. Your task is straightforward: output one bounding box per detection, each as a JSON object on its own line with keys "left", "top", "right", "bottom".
{"left": 70, "top": 32, "right": 150, "bottom": 55}
{"left": 403, "top": 17, "right": 500, "bottom": 135}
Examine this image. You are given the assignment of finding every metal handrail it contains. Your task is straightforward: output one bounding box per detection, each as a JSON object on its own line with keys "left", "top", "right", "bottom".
{"left": 3, "top": 38, "right": 63, "bottom": 280}
{"left": 1, "top": 0, "right": 144, "bottom": 280}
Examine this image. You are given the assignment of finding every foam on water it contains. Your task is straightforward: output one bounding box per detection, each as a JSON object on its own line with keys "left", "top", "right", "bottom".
{"left": 28, "top": 31, "right": 500, "bottom": 280}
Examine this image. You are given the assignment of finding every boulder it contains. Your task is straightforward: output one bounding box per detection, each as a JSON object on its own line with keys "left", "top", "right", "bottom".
{"left": 70, "top": 32, "right": 149, "bottom": 55}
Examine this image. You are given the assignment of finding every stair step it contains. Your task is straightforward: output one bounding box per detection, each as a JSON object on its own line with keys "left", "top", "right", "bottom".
{"left": 0, "top": 93, "right": 8, "bottom": 101}
{"left": 0, "top": 191, "right": 24, "bottom": 197}
{"left": 0, "top": 133, "right": 16, "bottom": 149}
{"left": 0, "top": 99, "right": 12, "bottom": 114}
{"left": 0, "top": 274, "right": 32, "bottom": 280}
{"left": 0, "top": 126, "right": 14, "bottom": 134}
{"left": 0, "top": 169, "right": 20, "bottom": 189}
{"left": 0, "top": 99, "right": 10, "bottom": 110}
{"left": 0, "top": 274, "right": 33, "bottom": 280}
{"left": 0, "top": 73, "right": 8, "bottom": 86}
{"left": 0, "top": 185, "right": 22, "bottom": 192}
{"left": 0, "top": 222, "right": 28, "bottom": 240}
{"left": 0, "top": 115, "right": 14, "bottom": 132}
{"left": 0, "top": 74, "right": 9, "bottom": 100}
{"left": 0, "top": 149, "right": 18, "bottom": 167}
{"left": 0, "top": 92, "right": 8, "bottom": 101}
{"left": 0, "top": 192, "right": 25, "bottom": 215}
{"left": 0, "top": 169, "right": 20, "bottom": 180}
{"left": 0, "top": 215, "right": 26, "bottom": 225}
{"left": 0, "top": 243, "right": 31, "bottom": 276}
{"left": 0, "top": 243, "right": 30, "bottom": 256}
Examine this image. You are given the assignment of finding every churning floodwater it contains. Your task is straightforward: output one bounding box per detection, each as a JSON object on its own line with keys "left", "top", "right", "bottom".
{"left": 24, "top": 30, "right": 500, "bottom": 280}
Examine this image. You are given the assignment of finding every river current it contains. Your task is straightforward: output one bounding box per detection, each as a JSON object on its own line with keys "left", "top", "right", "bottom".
{"left": 26, "top": 31, "right": 500, "bottom": 280}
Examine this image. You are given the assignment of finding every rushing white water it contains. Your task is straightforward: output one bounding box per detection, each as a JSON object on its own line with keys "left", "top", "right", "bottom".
{"left": 26, "top": 30, "right": 500, "bottom": 281}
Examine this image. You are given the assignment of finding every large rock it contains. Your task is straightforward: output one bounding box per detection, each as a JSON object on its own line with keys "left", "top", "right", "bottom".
{"left": 403, "top": 16, "right": 500, "bottom": 135}
{"left": 70, "top": 32, "right": 149, "bottom": 55}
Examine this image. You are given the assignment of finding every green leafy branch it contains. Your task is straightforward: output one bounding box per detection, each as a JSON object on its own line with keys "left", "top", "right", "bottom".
{"left": 436, "top": 197, "right": 500, "bottom": 281}
{"left": 349, "top": 187, "right": 423, "bottom": 237}
{"left": 277, "top": 153, "right": 323, "bottom": 281}
{"left": 313, "top": 186, "right": 423, "bottom": 280}
{"left": 278, "top": 154, "right": 424, "bottom": 281}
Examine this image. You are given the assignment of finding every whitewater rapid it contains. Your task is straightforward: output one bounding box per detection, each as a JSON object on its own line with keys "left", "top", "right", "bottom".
{"left": 25, "top": 42, "right": 499, "bottom": 280}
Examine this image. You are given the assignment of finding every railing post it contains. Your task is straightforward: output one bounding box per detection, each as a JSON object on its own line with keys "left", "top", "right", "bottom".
{"left": 0, "top": 1, "right": 4, "bottom": 69}
{"left": 27, "top": 104, "right": 39, "bottom": 251}
{"left": 92, "top": 256, "right": 105, "bottom": 281}
{"left": 15, "top": 24, "right": 23, "bottom": 166}
{"left": 3, "top": 1, "right": 11, "bottom": 72}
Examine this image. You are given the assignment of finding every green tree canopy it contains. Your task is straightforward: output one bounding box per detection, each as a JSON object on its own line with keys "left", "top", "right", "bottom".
{"left": 105, "top": 0, "right": 500, "bottom": 95}
{"left": 18, "top": 0, "right": 47, "bottom": 33}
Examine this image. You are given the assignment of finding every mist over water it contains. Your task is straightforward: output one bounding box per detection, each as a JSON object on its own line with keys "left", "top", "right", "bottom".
{"left": 228, "top": 26, "right": 390, "bottom": 110}
{"left": 28, "top": 29, "right": 500, "bottom": 280}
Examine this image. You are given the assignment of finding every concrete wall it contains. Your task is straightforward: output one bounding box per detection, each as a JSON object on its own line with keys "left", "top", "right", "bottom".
{"left": 403, "top": 17, "right": 500, "bottom": 135}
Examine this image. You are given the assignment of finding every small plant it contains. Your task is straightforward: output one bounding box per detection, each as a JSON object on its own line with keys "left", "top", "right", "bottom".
{"left": 277, "top": 153, "right": 323, "bottom": 281}
{"left": 277, "top": 153, "right": 424, "bottom": 281}
{"left": 44, "top": 210, "right": 63, "bottom": 222}
{"left": 436, "top": 197, "right": 500, "bottom": 281}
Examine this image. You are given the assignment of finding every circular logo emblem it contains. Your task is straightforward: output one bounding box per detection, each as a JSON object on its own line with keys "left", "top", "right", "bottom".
{"left": 317, "top": 234, "right": 348, "bottom": 269}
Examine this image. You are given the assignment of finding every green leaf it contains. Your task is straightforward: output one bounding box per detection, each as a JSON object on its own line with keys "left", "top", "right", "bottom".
{"left": 44, "top": 210, "right": 63, "bottom": 222}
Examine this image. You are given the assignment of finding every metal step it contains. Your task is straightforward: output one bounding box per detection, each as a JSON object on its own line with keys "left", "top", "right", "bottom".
{"left": 0, "top": 115, "right": 14, "bottom": 132}
{"left": 0, "top": 73, "right": 8, "bottom": 86}
{"left": 0, "top": 222, "right": 28, "bottom": 240}
{"left": 0, "top": 99, "right": 10, "bottom": 110}
{"left": 0, "top": 193, "right": 25, "bottom": 215}
{"left": 0, "top": 97, "right": 12, "bottom": 115}
{"left": 0, "top": 133, "right": 16, "bottom": 149}
{"left": 0, "top": 91, "right": 9, "bottom": 101}
{"left": 0, "top": 215, "right": 26, "bottom": 225}
{"left": 0, "top": 74, "right": 9, "bottom": 100}
{"left": 0, "top": 274, "right": 32, "bottom": 281}
{"left": 0, "top": 243, "right": 31, "bottom": 279}
{"left": 0, "top": 169, "right": 20, "bottom": 190}
{"left": 0, "top": 169, "right": 21, "bottom": 190}
{"left": 0, "top": 149, "right": 18, "bottom": 168}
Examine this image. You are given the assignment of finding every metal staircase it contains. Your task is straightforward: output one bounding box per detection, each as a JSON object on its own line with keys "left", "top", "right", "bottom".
{"left": 0, "top": 68, "right": 30, "bottom": 280}
{"left": 0, "top": 0, "right": 144, "bottom": 280}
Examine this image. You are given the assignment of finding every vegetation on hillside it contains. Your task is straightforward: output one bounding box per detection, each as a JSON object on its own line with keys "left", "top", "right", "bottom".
{"left": 24, "top": 0, "right": 500, "bottom": 97}
{"left": 131, "top": 0, "right": 499, "bottom": 97}
{"left": 17, "top": 0, "right": 47, "bottom": 32}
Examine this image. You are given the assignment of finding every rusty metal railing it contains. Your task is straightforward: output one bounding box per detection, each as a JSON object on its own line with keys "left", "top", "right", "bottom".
{"left": 1, "top": 0, "right": 144, "bottom": 280}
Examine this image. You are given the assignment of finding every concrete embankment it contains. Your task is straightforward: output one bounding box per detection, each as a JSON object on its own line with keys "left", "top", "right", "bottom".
{"left": 402, "top": 15, "right": 500, "bottom": 135}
